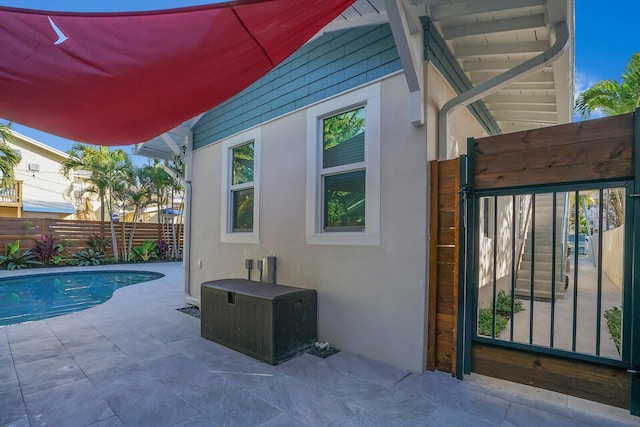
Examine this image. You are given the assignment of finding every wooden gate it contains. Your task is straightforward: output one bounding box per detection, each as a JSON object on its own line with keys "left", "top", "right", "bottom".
{"left": 428, "top": 111, "right": 640, "bottom": 415}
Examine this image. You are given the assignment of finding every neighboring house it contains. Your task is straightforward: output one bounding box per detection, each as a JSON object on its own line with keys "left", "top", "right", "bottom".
{"left": 118, "top": 202, "right": 184, "bottom": 224}
{"left": 0, "top": 131, "right": 98, "bottom": 219}
{"left": 135, "top": 1, "right": 573, "bottom": 374}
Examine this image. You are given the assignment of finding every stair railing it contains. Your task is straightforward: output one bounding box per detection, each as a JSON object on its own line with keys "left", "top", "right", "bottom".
{"left": 515, "top": 194, "right": 533, "bottom": 278}
{"left": 561, "top": 192, "right": 570, "bottom": 279}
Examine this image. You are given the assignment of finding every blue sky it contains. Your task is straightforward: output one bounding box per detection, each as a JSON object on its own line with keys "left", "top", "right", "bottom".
{"left": 2, "top": 0, "right": 638, "bottom": 156}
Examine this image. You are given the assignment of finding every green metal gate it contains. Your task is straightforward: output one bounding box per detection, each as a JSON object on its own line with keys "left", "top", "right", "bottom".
{"left": 459, "top": 111, "right": 640, "bottom": 414}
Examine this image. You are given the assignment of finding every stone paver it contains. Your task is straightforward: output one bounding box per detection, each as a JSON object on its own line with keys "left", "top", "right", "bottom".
{"left": 0, "top": 262, "right": 637, "bottom": 427}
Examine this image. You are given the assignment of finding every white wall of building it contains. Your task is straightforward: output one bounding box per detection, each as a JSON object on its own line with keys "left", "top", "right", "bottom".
{"left": 189, "top": 66, "right": 489, "bottom": 372}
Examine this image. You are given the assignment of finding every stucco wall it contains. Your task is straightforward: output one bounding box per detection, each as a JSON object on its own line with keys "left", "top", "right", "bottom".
{"left": 425, "top": 63, "right": 488, "bottom": 160}
{"left": 190, "top": 61, "right": 491, "bottom": 372}
{"left": 601, "top": 227, "right": 624, "bottom": 289}
{"left": 191, "top": 74, "right": 431, "bottom": 372}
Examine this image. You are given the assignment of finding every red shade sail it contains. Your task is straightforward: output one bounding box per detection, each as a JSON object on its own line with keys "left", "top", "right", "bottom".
{"left": 0, "top": 0, "right": 354, "bottom": 146}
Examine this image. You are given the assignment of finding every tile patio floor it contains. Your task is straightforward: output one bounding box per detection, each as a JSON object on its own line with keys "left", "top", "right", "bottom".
{"left": 0, "top": 262, "right": 637, "bottom": 426}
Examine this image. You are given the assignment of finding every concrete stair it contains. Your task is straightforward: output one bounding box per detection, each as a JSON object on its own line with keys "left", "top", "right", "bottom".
{"left": 515, "top": 193, "right": 567, "bottom": 300}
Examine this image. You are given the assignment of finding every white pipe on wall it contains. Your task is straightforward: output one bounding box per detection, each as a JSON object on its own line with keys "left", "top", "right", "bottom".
{"left": 182, "top": 132, "right": 199, "bottom": 307}
{"left": 437, "top": 21, "right": 570, "bottom": 160}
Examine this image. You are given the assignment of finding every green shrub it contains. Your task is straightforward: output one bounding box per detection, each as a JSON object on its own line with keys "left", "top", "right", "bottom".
{"left": 87, "top": 234, "right": 111, "bottom": 255}
{"left": 604, "top": 306, "right": 622, "bottom": 354}
{"left": 495, "top": 289, "right": 523, "bottom": 318}
{"left": 71, "top": 248, "right": 106, "bottom": 266}
{"left": 132, "top": 240, "right": 158, "bottom": 262}
{"left": 0, "top": 240, "right": 40, "bottom": 270}
{"left": 478, "top": 307, "right": 508, "bottom": 338}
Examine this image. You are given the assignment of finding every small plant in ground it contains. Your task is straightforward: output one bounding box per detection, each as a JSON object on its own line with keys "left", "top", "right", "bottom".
{"left": 71, "top": 248, "right": 106, "bottom": 266}
{"left": 604, "top": 306, "right": 622, "bottom": 354}
{"left": 478, "top": 306, "right": 508, "bottom": 338}
{"left": 0, "top": 240, "right": 40, "bottom": 270}
{"left": 87, "top": 234, "right": 111, "bottom": 255}
{"left": 32, "top": 235, "right": 64, "bottom": 265}
{"left": 156, "top": 239, "right": 170, "bottom": 260}
{"left": 131, "top": 240, "right": 158, "bottom": 262}
{"left": 495, "top": 289, "right": 523, "bottom": 318}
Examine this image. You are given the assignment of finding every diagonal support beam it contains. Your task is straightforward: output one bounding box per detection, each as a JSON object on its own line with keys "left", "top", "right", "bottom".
{"left": 385, "top": 0, "right": 424, "bottom": 126}
{"left": 160, "top": 132, "right": 183, "bottom": 158}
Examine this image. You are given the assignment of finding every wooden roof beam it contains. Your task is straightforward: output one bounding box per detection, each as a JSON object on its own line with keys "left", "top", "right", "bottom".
{"left": 385, "top": 0, "right": 424, "bottom": 126}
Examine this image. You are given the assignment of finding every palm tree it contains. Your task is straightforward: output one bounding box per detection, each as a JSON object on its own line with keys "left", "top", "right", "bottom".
{"left": 122, "top": 167, "right": 152, "bottom": 261}
{"left": 139, "top": 159, "right": 173, "bottom": 224}
{"left": 0, "top": 123, "right": 21, "bottom": 189}
{"left": 61, "top": 144, "right": 132, "bottom": 261}
{"left": 575, "top": 52, "right": 640, "bottom": 118}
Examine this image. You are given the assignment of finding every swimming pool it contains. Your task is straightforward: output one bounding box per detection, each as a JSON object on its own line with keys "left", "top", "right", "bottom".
{"left": 0, "top": 270, "right": 164, "bottom": 326}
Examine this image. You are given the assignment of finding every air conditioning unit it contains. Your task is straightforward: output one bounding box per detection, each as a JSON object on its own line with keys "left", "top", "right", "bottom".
{"left": 27, "top": 163, "right": 40, "bottom": 172}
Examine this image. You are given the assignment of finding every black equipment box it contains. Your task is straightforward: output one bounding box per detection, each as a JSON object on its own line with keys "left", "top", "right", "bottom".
{"left": 200, "top": 278, "right": 317, "bottom": 365}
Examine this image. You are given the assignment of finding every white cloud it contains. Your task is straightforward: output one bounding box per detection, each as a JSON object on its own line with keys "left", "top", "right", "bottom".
{"left": 573, "top": 69, "right": 603, "bottom": 120}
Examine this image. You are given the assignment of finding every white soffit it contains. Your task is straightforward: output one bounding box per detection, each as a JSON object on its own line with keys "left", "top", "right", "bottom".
{"left": 325, "top": 0, "right": 575, "bottom": 133}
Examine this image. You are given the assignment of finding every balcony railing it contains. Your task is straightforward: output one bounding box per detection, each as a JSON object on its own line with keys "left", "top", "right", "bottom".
{"left": 0, "top": 180, "right": 22, "bottom": 207}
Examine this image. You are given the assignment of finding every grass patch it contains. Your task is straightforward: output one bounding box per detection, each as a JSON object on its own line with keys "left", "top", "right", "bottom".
{"left": 604, "top": 306, "right": 622, "bottom": 354}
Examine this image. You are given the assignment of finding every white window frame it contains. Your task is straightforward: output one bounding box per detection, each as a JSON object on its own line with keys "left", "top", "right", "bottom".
{"left": 305, "top": 83, "right": 381, "bottom": 246}
{"left": 220, "top": 128, "right": 260, "bottom": 244}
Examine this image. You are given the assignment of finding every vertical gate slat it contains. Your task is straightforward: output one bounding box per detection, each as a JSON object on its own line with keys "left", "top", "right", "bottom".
{"left": 427, "top": 161, "right": 438, "bottom": 372}
{"left": 427, "top": 158, "right": 460, "bottom": 375}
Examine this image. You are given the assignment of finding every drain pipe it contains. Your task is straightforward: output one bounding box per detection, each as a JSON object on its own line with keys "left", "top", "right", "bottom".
{"left": 182, "top": 134, "right": 199, "bottom": 307}
{"left": 437, "top": 21, "right": 570, "bottom": 160}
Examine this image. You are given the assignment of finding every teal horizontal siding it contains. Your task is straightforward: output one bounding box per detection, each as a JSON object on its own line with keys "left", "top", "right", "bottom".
{"left": 193, "top": 18, "right": 499, "bottom": 150}
{"left": 193, "top": 24, "right": 401, "bottom": 149}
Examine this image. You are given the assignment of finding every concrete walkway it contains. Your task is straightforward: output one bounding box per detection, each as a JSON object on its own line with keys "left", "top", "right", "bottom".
{"left": 0, "top": 263, "right": 637, "bottom": 426}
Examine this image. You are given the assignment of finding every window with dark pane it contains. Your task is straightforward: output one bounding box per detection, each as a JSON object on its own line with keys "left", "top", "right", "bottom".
{"left": 230, "top": 142, "right": 254, "bottom": 232}
{"left": 322, "top": 107, "right": 365, "bottom": 168}
{"left": 324, "top": 170, "right": 365, "bottom": 231}
{"left": 321, "top": 106, "right": 366, "bottom": 232}
{"left": 232, "top": 188, "right": 253, "bottom": 232}
{"left": 232, "top": 143, "right": 254, "bottom": 185}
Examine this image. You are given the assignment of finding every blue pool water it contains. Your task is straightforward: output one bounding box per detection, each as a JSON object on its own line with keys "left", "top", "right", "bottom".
{"left": 0, "top": 270, "right": 164, "bottom": 326}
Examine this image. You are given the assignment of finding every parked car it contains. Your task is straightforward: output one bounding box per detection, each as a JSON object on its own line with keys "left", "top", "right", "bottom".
{"left": 568, "top": 234, "right": 589, "bottom": 256}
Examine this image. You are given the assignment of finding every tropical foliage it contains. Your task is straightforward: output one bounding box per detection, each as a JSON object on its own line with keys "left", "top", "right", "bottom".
{"left": 156, "top": 239, "right": 170, "bottom": 260}
{"left": 32, "top": 235, "right": 64, "bottom": 265}
{"left": 131, "top": 240, "right": 158, "bottom": 261}
{"left": 71, "top": 248, "right": 106, "bottom": 266}
{"left": 0, "top": 241, "right": 40, "bottom": 270}
{"left": 61, "top": 145, "right": 132, "bottom": 261}
{"left": 575, "top": 52, "right": 640, "bottom": 118}
{"left": 87, "top": 234, "right": 111, "bottom": 255}
{"left": 59, "top": 143, "right": 184, "bottom": 262}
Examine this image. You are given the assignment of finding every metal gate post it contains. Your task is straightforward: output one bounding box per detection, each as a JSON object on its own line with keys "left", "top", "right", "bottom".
{"left": 460, "top": 138, "right": 476, "bottom": 377}
{"left": 629, "top": 108, "right": 640, "bottom": 416}
{"left": 456, "top": 154, "right": 467, "bottom": 379}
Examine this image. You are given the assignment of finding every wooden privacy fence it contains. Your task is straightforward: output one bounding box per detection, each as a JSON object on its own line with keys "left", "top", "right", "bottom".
{"left": 427, "top": 157, "right": 461, "bottom": 374}
{"left": 0, "top": 218, "right": 183, "bottom": 260}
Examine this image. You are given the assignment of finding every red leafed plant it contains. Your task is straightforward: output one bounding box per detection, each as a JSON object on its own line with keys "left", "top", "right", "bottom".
{"left": 32, "top": 235, "right": 64, "bottom": 265}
